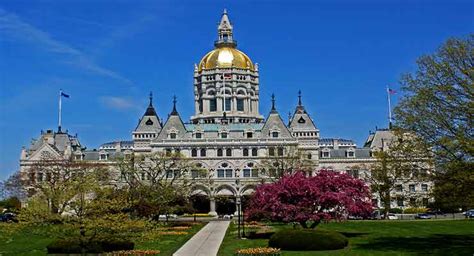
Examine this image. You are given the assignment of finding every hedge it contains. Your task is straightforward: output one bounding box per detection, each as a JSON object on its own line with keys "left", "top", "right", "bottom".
{"left": 47, "top": 238, "right": 134, "bottom": 253}
{"left": 268, "top": 229, "right": 348, "bottom": 251}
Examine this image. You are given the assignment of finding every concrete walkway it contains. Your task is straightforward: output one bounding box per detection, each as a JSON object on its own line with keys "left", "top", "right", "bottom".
{"left": 173, "top": 220, "right": 230, "bottom": 256}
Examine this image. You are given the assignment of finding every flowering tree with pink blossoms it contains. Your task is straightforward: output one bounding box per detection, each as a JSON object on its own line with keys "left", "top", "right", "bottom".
{"left": 247, "top": 170, "right": 373, "bottom": 229}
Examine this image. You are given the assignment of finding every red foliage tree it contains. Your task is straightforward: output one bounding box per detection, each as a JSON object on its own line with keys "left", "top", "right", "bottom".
{"left": 247, "top": 170, "right": 373, "bottom": 228}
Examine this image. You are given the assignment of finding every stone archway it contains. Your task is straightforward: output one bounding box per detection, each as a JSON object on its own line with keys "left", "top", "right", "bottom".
{"left": 214, "top": 184, "right": 238, "bottom": 215}
{"left": 190, "top": 184, "right": 211, "bottom": 214}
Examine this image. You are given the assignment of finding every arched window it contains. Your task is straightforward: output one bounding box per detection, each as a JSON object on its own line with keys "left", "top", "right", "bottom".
{"left": 278, "top": 147, "right": 284, "bottom": 156}
{"left": 252, "top": 148, "right": 258, "bottom": 156}
{"left": 200, "top": 148, "right": 206, "bottom": 157}
{"left": 269, "top": 147, "right": 275, "bottom": 156}
{"left": 243, "top": 148, "right": 249, "bottom": 156}
{"left": 191, "top": 148, "right": 197, "bottom": 157}
{"left": 217, "top": 148, "right": 223, "bottom": 157}
{"left": 209, "top": 98, "right": 217, "bottom": 112}
{"left": 226, "top": 148, "right": 232, "bottom": 156}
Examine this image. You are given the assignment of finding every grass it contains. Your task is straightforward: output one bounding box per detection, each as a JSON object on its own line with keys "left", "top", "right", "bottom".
{"left": 0, "top": 222, "right": 204, "bottom": 256}
{"left": 218, "top": 220, "right": 474, "bottom": 256}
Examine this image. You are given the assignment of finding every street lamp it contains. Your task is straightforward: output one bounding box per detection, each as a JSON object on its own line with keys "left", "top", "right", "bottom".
{"left": 236, "top": 197, "right": 241, "bottom": 239}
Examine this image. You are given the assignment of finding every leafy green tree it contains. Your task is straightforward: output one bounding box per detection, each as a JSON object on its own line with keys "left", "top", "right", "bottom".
{"left": 23, "top": 159, "right": 109, "bottom": 216}
{"left": 394, "top": 34, "right": 473, "bottom": 210}
{"left": 367, "top": 130, "right": 433, "bottom": 218}
{"left": 117, "top": 152, "right": 196, "bottom": 219}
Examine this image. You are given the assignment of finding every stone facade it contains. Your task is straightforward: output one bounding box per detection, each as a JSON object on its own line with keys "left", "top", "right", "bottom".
{"left": 19, "top": 10, "right": 433, "bottom": 213}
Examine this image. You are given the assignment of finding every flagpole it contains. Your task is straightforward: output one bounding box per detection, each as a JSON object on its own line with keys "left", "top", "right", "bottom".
{"left": 58, "top": 89, "right": 62, "bottom": 132}
{"left": 386, "top": 86, "right": 392, "bottom": 129}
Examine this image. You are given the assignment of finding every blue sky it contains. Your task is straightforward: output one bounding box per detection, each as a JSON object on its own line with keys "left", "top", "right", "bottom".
{"left": 0, "top": 0, "right": 472, "bottom": 179}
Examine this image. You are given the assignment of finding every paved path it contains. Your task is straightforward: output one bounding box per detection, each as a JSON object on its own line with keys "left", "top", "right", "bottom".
{"left": 173, "top": 220, "right": 230, "bottom": 256}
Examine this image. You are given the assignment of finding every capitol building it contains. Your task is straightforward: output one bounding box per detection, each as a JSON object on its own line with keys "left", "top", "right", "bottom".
{"left": 19, "top": 11, "right": 431, "bottom": 215}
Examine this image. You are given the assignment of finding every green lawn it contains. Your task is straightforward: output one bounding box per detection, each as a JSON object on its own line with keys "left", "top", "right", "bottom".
{"left": 218, "top": 220, "right": 474, "bottom": 256}
{"left": 0, "top": 222, "right": 204, "bottom": 256}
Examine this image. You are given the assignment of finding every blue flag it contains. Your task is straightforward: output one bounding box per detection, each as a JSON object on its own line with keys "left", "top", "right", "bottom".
{"left": 61, "top": 91, "right": 70, "bottom": 98}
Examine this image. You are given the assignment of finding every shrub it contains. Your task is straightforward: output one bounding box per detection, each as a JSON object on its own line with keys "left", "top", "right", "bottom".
{"left": 246, "top": 231, "right": 275, "bottom": 239}
{"left": 268, "top": 229, "right": 348, "bottom": 251}
{"left": 235, "top": 247, "right": 281, "bottom": 256}
{"left": 404, "top": 207, "right": 428, "bottom": 214}
{"left": 47, "top": 238, "right": 134, "bottom": 253}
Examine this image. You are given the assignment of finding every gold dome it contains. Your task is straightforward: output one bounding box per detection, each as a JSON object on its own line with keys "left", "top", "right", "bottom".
{"left": 198, "top": 47, "right": 254, "bottom": 72}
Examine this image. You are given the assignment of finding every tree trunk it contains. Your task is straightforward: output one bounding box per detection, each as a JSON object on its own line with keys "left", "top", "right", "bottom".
{"left": 299, "top": 221, "right": 308, "bottom": 229}
{"left": 309, "top": 220, "right": 320, "bottom": 229}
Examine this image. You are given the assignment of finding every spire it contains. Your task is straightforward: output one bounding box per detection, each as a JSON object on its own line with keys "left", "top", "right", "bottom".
{"left": 215, "top": 9, "right": 236, "bottom": 48}
{"left": 170, "top": 95, "right": 178, "bottom": 116}
{"left": 298, "top": 90, "right": 302, "bottom": 106}
{"left": 144, "top": 92, "right": 157, "bottom": 116}
{"left": 270, "top": 93, "right": 277, "bottom": 113}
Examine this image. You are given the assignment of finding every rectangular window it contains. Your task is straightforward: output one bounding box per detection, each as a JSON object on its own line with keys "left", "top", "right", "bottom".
{"left": 409, "top": 184, "right": 416, "bottom": 192}
{"left": 221, "top": 133, "right": 228, "bottom": 139}
{"left": 322, "top": 151, "right": 330, "bottom": 158}
{"left": 166, "top": 170, "right": 173, "bottom": 178}
{"left": 170, "top": 133, "right": 176, "bottom": 139}
{"left": 195, "top": 133, "right": 202, "bottom": 139}
{"left": 224, "top": 98, "right": 232, "bottom": 111}
{"left": 217, "top": 169, "right": 225, "bottom": 178}
{"left": 396, "top": 184, "right": 403, "bottom": 192}
{"left": 397, "top": 198, "right": 404, "bottom": 207}
{"left": 421, "top": 184, "right": 428, "bottom": 192}
{"left": 272, "top": 131, "right": 279, "bottom": 138}
{"left": 252, "top": 169, "right": 258, "bottom": 177}
{"left": 237, "top": 99, "right": 244, "bottom": 111}
{"left": 246, "top": 132, "right": 253, "bottom": 138}
{"left": 243, "top": 169, "right": 251, "bottom": 177}
{"left": 225, "top": 169, "right": 233, "bottom": 178}
{"left": 210, "top": 99, "right": 217, "bottom": 112}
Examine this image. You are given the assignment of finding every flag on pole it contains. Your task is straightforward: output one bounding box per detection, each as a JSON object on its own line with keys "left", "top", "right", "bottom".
{"left": 388, "top": 88, "right": 397, "bottom": 95}
{"left": 61, "top": 91, "right": 70, "bottom": 98}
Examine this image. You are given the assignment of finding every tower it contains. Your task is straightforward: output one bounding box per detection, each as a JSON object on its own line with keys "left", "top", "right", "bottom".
{"left": 191, "top": 10, "right": 264, "bottom": 124}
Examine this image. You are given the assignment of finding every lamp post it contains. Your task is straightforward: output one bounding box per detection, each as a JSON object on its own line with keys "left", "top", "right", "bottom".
{"left": 236, "top": 197, "right": 241, "bottom": 239}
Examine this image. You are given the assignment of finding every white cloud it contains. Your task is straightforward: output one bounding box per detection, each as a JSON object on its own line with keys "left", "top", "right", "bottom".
{"left": 100, "top": 96, "right": 140, "bottom": 111}
{"left": 0, "top": 8, "right": 133, "bottom": 85}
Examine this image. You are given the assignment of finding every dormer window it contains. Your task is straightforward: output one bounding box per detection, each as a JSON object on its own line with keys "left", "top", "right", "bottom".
{"left": 170, "top": 132, "right": 177, "bottom": 139}
{"left": 100, "top": 153, "right": 108, "bottom": 160}
{"left": 195, "top": 132, "right": 202, "bottom": 139}
{"left": 271, "top": 131, "right": 279, "bottom": 138}
{"left": 346, "top": 150, "right": 355, "bottom": 158}
{"left": 298, "top": 117, "right": 306, "bottom": 123}
{"left": 221, "top": 132, "right": 228, "bottom": 139}
{"left": 246, "top": 132, "right": 253, "bottom": 138}
{"left": 145, "top": 118, "right": 153, "bottom": 125}
{"left": 322, "top": 150, "right": 330, "bottom": 158}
